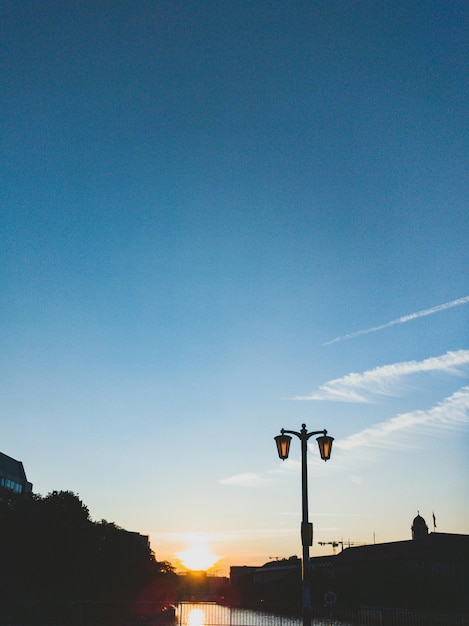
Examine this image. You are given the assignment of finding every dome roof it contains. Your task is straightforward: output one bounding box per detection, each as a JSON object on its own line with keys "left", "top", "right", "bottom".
{"left": 412, "top": 512, "right": 429, "bottom": 539}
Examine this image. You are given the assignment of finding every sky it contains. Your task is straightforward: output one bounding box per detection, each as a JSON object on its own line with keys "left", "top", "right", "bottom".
{"left": 2, "top": 0, "right": 468, "bottom": 576}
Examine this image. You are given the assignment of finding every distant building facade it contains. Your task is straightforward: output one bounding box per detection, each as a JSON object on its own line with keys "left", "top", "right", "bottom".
{"left": 231, "top": 515, "right": 469, "bottom": 611}
{"left": 314, "top": 528, "right": 469, "bottom": 609}
{"left": 0, "top": 451, "right": 33, "bottom": 495}
{"left": 230, "top": 558, "right": 301, "bottom": 611}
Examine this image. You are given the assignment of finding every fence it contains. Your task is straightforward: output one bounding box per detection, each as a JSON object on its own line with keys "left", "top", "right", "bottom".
{"left": 0, "top": 600, "right": 174, "bottom": 626}
{"left": 0, "top": 601, "right": 468, "bottom": 626}
{"left": 175, "top": 602, "right": 469, "bottom": 626}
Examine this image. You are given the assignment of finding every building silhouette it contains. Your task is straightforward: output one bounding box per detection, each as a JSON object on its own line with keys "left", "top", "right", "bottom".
{"left": 318, "top": 526, "right": 469, "bottom": 609}
{"left": 232, "top": 515, "right": 469, "bottom": 611}
{"left": 0, "top": 451, "right": 32, "bottom": 495}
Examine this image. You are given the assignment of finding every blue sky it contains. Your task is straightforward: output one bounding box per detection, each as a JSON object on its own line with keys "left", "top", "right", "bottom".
{"left": 2, "top": 1, "right": 468, "bottom": 574}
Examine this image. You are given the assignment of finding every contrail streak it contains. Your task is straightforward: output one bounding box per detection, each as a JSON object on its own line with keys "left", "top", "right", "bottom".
{"left": 324, "top": 296, "right": 469, "bottom": 345}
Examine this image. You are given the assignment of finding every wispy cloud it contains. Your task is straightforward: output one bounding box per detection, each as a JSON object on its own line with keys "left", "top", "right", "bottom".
{"left": 324, "top": 295, "right": 469, "bottom": 345}
{"left": 218, "top": 472, "right": 274, "bottom": 487}
{"left": 294, "top": 350, "right": 469, "bottom": 402}
{"left": 219, "top": 458, "right": 300, "bottom": 488}
{"left": 336, "top": 386, "right": 469, "bottom": 450}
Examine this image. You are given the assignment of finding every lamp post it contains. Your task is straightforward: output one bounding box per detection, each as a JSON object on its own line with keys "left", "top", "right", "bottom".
{"left": 274, "top": 424, "right": 334, "bottom": 626}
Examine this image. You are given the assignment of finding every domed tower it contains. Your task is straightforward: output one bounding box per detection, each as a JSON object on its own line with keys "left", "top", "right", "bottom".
{"left": 412, "top": 512, "right": 429, "bottom": 540}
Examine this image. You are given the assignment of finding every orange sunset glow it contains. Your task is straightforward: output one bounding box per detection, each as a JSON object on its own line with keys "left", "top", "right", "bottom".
{"left": 176, "top": 540, "right": 220, "bottom": 571}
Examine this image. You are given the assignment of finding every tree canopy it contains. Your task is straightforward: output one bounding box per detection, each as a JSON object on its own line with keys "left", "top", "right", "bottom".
{"left": 0, "top": 489, "right": 178, "bottom": 605}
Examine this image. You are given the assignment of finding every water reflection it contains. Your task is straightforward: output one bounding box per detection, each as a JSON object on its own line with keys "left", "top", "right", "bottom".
{"left": 187, "top": 609, "right": 205, "bottom": 626}
{"left": 177, "top": 602, "right": 353, "bottom": 626}
{"left": 178, "top": 603, "right": 303, "bottom": 626}
{"left": 178, "top": 603, "right": 232, "bottom": 626}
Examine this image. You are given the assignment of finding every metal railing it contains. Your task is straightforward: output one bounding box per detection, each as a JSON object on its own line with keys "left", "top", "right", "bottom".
{"left": 0, "top": 600, "right": 468, "bottom": 626}
{"left": 0, "top": 600, "right": 173, "bottom": 626}
{"left": 175, "top": 602, "right": 469, "bottom": 626}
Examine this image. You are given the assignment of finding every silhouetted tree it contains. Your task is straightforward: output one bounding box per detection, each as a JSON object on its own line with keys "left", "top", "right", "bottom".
{"left": 0, "top": 488, "right": 178, "bottom": 615}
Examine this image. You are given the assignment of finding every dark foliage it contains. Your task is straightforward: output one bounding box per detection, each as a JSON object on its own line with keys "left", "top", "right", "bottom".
{"left": 0, "top": 489, "right": 178, "bottom": 607}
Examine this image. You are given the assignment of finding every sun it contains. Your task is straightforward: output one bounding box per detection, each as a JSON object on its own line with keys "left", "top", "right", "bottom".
{"left": 176, "top": 540, "right": 220, "bottom": 571}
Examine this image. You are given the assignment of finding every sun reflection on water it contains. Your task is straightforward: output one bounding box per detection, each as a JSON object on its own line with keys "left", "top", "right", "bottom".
{"left": 187, "top": 609, "right": 205, "bottom": 626}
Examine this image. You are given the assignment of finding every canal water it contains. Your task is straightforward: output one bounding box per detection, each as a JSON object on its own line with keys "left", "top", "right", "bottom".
{"left": 176, "top": 602, "right": 351, "bottom": 626}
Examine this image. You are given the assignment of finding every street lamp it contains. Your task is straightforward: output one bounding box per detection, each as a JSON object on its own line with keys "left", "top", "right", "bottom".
{"left": 274, "top": 424, "right": 334, "bottom": 626}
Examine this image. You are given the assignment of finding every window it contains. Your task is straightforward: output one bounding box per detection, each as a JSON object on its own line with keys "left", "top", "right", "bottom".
{"left": 1, "top": 478, "right": 23, "bottom": 493}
